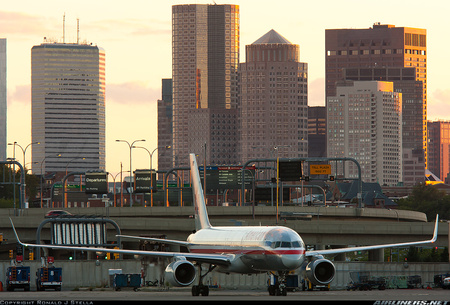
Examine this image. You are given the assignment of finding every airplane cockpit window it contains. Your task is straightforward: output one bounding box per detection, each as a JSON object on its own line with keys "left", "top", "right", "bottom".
{"left": 264, "top": 228, "right": 304, "bottom": 249}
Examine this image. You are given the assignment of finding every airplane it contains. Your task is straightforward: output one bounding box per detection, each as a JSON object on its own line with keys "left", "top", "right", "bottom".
{"left": 11, "top": 153, "right": 439, "bottom": 296}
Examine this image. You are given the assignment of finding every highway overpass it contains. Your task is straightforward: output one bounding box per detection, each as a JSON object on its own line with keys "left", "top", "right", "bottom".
{"left": 1, "top": 206, "right": 448, "bottom": 262}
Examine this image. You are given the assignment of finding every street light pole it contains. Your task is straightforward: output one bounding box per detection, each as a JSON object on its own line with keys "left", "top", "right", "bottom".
{"left": 116, "top": 139, "right": 145, "bottom": 207}
{"left": 8, "top": 141, "right": 41, "bottom": 173}
{"left": 133, "top": 145, "right": 171, "bottom": 206}
{"left": 8, "top": 141, "right": 40, "bottom": 208}
{"left": 40, "top": 154, "right": 61, "bottom": 208}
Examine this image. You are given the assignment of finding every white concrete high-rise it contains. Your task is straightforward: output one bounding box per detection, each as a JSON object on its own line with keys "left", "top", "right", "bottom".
{"left": 0, "top": 39, "right": 6, "bottom": 161}
{"left": 31, "top": 42, "right": 105, "bottom": 174}
{"left": 327, "top": 81, "right": 402, "bottom": 186}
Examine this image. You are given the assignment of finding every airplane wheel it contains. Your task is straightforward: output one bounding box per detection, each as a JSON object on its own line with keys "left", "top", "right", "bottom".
{"left": 268, "top": 285, "right": 276, "bottom": 296}
{"left": 192, "top": 286, "right": 200, "bottom": 296}
{"left": 200, "top": 286, "right": 209, "bottom": 296}
{"left": 275, "top": 287, "right": 287, "bottom": 296}
{"left": 192, "top": 285, "right": 209, "bottom": 296}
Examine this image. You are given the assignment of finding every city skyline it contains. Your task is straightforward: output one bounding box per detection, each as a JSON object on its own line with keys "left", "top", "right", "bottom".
{"left": 3, "top": 0, "right": 450, "bottom": 176}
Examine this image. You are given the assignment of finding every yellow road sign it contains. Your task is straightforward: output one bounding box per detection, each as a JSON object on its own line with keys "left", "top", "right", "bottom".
{"left": 310, "top": 164, "right": 331, "bottom": 175}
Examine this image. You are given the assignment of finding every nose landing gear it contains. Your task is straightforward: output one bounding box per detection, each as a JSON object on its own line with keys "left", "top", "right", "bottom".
{"left": 267, "top": 272, "right": 288, "bottom": 296}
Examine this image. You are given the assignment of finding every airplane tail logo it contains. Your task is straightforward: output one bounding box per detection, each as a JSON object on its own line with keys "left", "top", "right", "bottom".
{"left": 190, "top": 153, "right": 211, "bottom": 231}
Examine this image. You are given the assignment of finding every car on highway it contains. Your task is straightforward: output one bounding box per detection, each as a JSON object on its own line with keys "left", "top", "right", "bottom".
{"left": 45, "top": 210, "right": 73, "bottom": 218}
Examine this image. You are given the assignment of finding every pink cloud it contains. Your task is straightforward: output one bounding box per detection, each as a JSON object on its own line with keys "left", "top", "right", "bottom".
{"left": 0, "top": 11, "right": 53, "bottom": 36}
{"left": 428, "top": 89, "right": 450, "bottom": 121}
{"left": 7, "top": 84, "right": 30, "bottom": 106}
{"left": 86, "top": 18, "right": 171, "bottom": 38}
{"left": 308, "top": 77, "right": 325, "bottom": 106}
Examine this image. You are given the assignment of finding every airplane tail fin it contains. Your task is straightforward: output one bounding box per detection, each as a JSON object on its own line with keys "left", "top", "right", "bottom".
{"left": 190, "top": 153, "right": 211, "bottom": 231}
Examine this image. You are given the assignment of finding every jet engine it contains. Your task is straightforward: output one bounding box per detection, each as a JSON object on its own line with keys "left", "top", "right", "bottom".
{"left": 164, "top": 259, "right": 196, "bottom": 287}
{"left": 303, "top": 258, "right": 335, "bottom": 286}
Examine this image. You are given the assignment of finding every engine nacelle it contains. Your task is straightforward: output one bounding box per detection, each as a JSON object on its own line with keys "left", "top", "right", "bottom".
{"left": 164, "top": 259, "right": 196, "bottom": 287}
{"left": 303, "top": 258, "right": 335, "bottom": 286}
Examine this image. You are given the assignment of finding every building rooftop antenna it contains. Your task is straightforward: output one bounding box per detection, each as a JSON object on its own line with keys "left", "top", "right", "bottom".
{"left": 63, "top": 13, "right": 66, "bottom": 43}
{"left": 77, "top": 18, "right": 80, "bottom": 44}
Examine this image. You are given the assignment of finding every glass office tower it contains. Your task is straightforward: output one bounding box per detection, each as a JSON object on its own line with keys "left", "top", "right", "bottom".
{"left": 171, "top": 4, "right": 239, "bottom": 166}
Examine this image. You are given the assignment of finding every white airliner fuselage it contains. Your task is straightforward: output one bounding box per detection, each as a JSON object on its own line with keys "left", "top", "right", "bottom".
{"left": 187, "top": 226, "right": 306, "bottom": 273}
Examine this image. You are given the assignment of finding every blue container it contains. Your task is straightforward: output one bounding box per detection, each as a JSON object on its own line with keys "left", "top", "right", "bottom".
{"left": 114, "top": 274, "right": 141, "bottom": 291}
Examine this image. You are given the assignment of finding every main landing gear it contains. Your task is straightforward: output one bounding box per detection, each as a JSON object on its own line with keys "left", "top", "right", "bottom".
{"left": 191, "top": 264, "right": 216, "bottom": 296}
{"left": 267, "top": 272, "right": 288, "bottom": 296}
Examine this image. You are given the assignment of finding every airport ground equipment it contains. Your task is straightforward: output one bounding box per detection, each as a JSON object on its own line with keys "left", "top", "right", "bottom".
{"left": 5, "top": 255, "right": 30, "bottom": 291}
{"left": 302, "top": 277, "right": 331, "bottom": 291}
{"left": 36, "top": 256, "right": 62, "bottom": 291}
{"left": 346, "top": 272, "right": 386, "bottom": 291}
{"left": 113, "top": 273, "right": 141, "bottom": 291}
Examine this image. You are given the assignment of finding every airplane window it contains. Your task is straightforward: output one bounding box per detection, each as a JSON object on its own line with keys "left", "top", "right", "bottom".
{"left": 271, "top": 241, "right": 292, "bottom": 248}
{"left": 292, "top": 241, "right": 301, "bottom": 248}
{"left": 264, "top": 228, "right": 304, "bottom": 249}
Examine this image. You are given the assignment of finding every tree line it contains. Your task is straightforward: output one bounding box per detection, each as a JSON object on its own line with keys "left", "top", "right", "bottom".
{"left": 0, "top": 164, "right": 39, "bottom": 207}
{"left": 396, "top": 183, "right": 450, "bottom": 221}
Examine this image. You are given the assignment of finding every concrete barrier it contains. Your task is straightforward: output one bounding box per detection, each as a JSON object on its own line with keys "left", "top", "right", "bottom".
{"left": 1, "top": 260, "right": 449, "bottom": 291}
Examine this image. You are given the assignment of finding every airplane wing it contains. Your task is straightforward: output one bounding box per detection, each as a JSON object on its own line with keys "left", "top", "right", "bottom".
{"left": 117, "top": 234, "right": 191, "bottom": 247}
{"left": 305, "top": 215, "right": 439, "bottom": 257}
{"left": 9, "top": 218, "right": 231, "bottom": 266}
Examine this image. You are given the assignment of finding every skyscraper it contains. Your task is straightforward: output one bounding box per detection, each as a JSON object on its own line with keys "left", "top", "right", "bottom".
{"left": 31, "top": 42, "right": 106, "bottom": 174}
{"left": 157, "top": 78, "right": 173, "bottom": 172}
{"left": 0, "top": 39, "right": 6, "bottom": 161}
{"left": 427, "top": 121, "right": 450, "bottom": 182}
{"left": 239, "top": 29, "right": 308, "bottom": 161}
{"left": 327, "top": 81, "right": 402, "bottom": 186}
{"left": 171, "top": 4, "right": 239, "bottom": 166}
{"left": 308, "top": 106, "right": 326, "bottom": 158}
{"left": 342, "top": 66, "right": 425, "bottom": 185}
{"left": 325, "top": 23, "right": 427, "bottom": 163}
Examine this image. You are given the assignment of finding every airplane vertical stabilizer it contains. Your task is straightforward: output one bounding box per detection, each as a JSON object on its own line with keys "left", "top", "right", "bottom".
{"left": 190, "top": 153, "right": 212, "bottom": 230}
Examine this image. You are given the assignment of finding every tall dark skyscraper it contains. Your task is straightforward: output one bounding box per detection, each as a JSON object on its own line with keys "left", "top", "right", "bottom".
{"left": 325, "top": 23, "right": 426, "bottom": 99}
{"left": 427, "top": 121, "right": 450, "bottom": 182}
{"left": 171, "top": 4, "right": 239, "bottom": 167}
{"left": 157, "top": 78, "right": 173, "bottom": 173}
{"left": 308, "top": 106, "right": 326, "bottom": 158}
